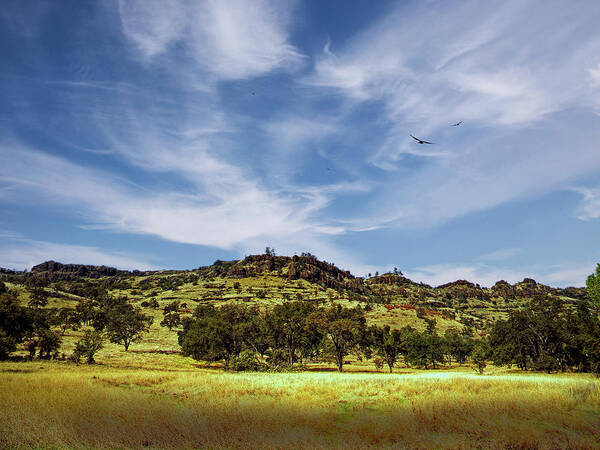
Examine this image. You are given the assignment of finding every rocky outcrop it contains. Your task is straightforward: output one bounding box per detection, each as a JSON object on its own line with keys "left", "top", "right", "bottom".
{"left": 29, "top": 260, "right": 132, "bottom": 280}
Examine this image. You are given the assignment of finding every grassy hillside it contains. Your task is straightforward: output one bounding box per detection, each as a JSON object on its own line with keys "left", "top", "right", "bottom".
{"left": 0, "top": 253, "right": 588, "bottom": 369}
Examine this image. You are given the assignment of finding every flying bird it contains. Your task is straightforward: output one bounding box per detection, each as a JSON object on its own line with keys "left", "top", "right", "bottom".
{"left": 451, "top": 120, "right": 463, "bottom": 126}
{"left": 410, "top": 134, "right": 434, "bottom": 145}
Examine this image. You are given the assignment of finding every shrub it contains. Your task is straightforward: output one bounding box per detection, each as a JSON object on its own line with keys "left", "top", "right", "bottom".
{"left": 230, "top": 350, "right": 268, "bottom": 372}
{"left": 147, "top": 298, "right": 159, "bottom": 308}
{"left": 266, "top": 348, "right": 289, "bottom": 369}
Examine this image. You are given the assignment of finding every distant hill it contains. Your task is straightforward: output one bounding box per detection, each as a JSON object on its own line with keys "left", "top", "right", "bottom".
{"left": 2, "top": 253, "right": 587, "bottom": 303}
{"left": 0, "top": 252, "right": 591, "bottom": 339}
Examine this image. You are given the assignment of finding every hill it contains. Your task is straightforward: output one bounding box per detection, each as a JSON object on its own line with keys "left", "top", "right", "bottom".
{"left": 1, "top": 253, "right": 588, "bottom": 339}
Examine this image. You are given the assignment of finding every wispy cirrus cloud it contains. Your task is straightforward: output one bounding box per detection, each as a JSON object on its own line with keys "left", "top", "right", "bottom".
{"left": 0, "top": 142, "right": 351, "bottom": 250}
{"left": 117, "top": 0, "right": 303, "bottom": 79}
{"left": 303, "top": 0, "right": 600, "bottom": 231}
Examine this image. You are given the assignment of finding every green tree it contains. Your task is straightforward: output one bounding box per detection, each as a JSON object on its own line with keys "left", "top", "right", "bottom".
{"left": 401, "top": 326, "right": 444, "bottom": 369}
{"left": 321, "top": 304, "right": 367, "bottom": 372}
{"left": 471, "top": 342, "right": 489, "bottom": 374}
{"left": 74, "top": 329, "right": 104, "bottom": 364}
{"left": 265, "top": 301, "right": 316, "bottom": 367}
{"left": 443, "top": 328, "right": 474, "bottom": 365}
{"left": 488, "top": 295, "right": 566, "bottom": 372}
{"left": 36, "top": 328, "right": 61, "bottom": 359}
{"left": 370, "top": 325, "right": 403, "bottom": 373}
{"left": 28, "top": 287, "right": 49, "bottom": 308}
{"left": 586, "top": 264, "right": 600, "bottom": 310}
{"left": 243, "top": 309, "right": 272, "bottom": 360}
{"left": 57, "top": 307, "right": 81, "bottom": 335}
{"left": 0, "top": 292, "right": 33, "bottom": 359}
{"left": 104, "top": 302, "right": 153, "bottom": 351}
{"left": 160, "top": 312, "right": 181, "bottom": 330}
{"left": 76, "top": 299, "right": 97, "bottom": 326}
{"left": 179, "top": 304, "right": 256, "bottom": 368}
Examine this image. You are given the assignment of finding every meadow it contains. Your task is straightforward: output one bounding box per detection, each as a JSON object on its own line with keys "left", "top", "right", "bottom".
{"left": 1, "top": 361, "right": 599, "bottom": 449}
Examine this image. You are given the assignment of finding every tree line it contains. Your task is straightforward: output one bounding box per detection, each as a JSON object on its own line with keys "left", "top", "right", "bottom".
{"left": 178, "top": 300, "right": 480, "bottom": 372}
{"left": 2, "top": 263, "right": 600, "bottom": 373}
{"left": 486, "top": 295, "right": 600, "bottom": 373}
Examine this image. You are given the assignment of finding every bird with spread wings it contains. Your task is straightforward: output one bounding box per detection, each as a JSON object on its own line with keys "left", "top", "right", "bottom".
{"left": 410, "top": 134, "right": 434, "bottom": 144}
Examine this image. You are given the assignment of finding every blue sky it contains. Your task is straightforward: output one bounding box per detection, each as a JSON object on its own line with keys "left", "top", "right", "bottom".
{"left": 1, "top": 0, "right": 600, "bottom": 287}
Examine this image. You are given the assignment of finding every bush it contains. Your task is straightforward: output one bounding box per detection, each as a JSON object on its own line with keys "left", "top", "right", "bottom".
{"left": 266, "top": 348, "right": 289, "bottom": 369}
{"left": 141, "top": 299, "right": 159, "bottom": 308}
{"left": 230, "top": 350, "right": 268, "bottom": 372}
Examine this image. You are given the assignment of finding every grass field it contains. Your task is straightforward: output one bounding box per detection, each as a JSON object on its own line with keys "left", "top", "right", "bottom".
{"left": 1, "top": 360, "right": 599, "bottom": 449}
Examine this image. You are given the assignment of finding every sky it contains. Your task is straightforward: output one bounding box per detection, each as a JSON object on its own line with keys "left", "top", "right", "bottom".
{"left": 1, "top": 0, "right": 600, "bottom": 287}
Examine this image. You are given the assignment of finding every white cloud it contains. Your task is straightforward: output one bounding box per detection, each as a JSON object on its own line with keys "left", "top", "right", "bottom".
{"left": 118, "top": 0, "right": 303, "bottom": 79}
{"left": 479, "top": 248, "right": 521, "bottom": 262}
{"left": 264, "top": 117, "right": 337, "bottom": 152}
{"left": 405, "top": 262, "right": 593, "bottom": 288}
{"left": 573, "top": 187, "right": 600, "bottom": 220}
{"left": 0, "top": 143, "right": 351, "bottom": 250}
{"left": 405, "top": 264, "right": 525, "bottom": 288}
{"left": 590, "top": 63, "right": 600, "bottom": 87}
{"left": 541, "top": 264, "right": 595, "bottom": 286}
{"left": 0, "top": 238, "right": 158, "bottom": 271}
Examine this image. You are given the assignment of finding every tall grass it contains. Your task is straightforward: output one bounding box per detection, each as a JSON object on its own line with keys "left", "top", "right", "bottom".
{"left": 1, "top": 362, "right": 599, "bottom": 448}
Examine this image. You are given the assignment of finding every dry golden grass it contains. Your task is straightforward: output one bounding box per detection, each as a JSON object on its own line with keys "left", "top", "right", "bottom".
{"left": 1, "top": 361, "right": 599, "bottom": 449}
